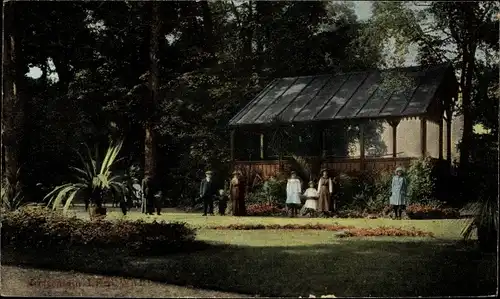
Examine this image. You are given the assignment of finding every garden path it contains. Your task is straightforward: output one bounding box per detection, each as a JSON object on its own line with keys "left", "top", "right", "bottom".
{"left": 1, "top": 265, "right": 249, "bottom": 298}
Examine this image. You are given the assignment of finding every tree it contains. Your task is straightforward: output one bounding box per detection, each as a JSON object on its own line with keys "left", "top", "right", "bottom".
{"left": 360, "top": 1, "right": 499, "bottom": 172}
{"left": 2, "top": 1, "right": 24, "bottom": 193}
{"left": 145, "top": 1, "right": 161, "bottom": 180}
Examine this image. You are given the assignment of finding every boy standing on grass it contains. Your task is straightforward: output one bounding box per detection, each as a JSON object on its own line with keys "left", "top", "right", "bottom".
{"left": 390, "top": 166, "right": 408, "bottom": 220}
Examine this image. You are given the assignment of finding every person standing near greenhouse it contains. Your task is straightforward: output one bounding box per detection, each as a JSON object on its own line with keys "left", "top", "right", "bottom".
{"left": 317, "top": 169, "right": 333, "bottom": 217}
{"left": 286, "top": 171, "right": 302, "bottom": 217}
{"left": 390, "top": 166, "right": 408, "bottom": 220}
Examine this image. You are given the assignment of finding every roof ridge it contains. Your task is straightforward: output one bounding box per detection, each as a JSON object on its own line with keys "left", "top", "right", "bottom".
{"left": 272, "top": 63, "right": 452, "bottom": 79}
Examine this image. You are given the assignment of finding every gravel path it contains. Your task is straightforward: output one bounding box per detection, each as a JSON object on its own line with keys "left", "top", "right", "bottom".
{"left": 1, "top": 265, "right": 248, "bottom": 297}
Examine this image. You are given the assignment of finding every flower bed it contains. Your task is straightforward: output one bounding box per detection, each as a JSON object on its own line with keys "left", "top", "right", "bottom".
{"left": 246, "top": 203, "right": 287, "bottom": 216}
{"left": 207, "top": 223, "right": 434, "bottom": 237}
{"left": 1, "top": 206, "right": 197, "bottom": 255}
{"left": 406, "top": 204, "right": 460, "bottom": 219}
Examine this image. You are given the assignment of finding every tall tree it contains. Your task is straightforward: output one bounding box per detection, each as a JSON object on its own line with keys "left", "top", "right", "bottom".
{"left": 145, "top": 1, "right": 162, "bottom": 182}
{"left": 2, "top": 1, "right": 24, "bottom": 189}
{"left": 360, "top": 1, "right": 499, "bottom": 172}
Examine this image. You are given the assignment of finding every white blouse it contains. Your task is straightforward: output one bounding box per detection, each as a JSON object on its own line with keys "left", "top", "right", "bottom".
{"left": 303, "top": 187, "right": 319, "bottom": 198}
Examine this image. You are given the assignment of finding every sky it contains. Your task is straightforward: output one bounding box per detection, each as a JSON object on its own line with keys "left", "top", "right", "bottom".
{"left": 27, "top": 1, "right": 416, "bottom": 80}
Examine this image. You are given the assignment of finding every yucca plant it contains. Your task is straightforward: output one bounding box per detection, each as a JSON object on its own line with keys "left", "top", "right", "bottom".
{"left": 44, "top": 139, "right": 127, "bottom": 217}
{"left": 460, "top": 161, "right": 498, "bottom": 252}
{"left": 461, "top": 197, "right": 498, "bottom": 252}
{"left": 1, "top": 167, "right": 25, "bottom": 211}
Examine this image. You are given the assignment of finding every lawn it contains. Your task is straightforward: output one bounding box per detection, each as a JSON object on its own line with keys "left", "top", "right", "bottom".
{"left": 4, "top": 208, "right": 495, "bottom": 297}
{"left": 76, "top": 208, "right": 470, "bottom": 240}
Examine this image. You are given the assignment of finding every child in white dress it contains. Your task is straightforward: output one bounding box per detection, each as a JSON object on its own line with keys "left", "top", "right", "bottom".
{"left": 286, "top": 171, "right": 302, "bottom": 217}
{"left": 301, "top": 181, "right": 319, "bottom": 217}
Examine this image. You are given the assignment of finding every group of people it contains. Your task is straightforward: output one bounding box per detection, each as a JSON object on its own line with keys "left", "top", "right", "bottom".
{"left": 198, "top": 169, "right": 246, "bottom": 216}
{"left": 285, "top": 166, "right": 408, "bottom": 219}
{"left": 123, "top": 165, "right": 408, "bottom": 220}
{"left": 285, "top": 169, "right": 336, "bottom": 217}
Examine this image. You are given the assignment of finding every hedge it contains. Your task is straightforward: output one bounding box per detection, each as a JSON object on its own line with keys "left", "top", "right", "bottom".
{"left": 1, "top": 206, "right": 197, "bottom": 256}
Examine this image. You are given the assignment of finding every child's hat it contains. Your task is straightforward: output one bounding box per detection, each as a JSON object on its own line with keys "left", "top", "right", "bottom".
{"left": 205, "top": 170, "right": 213, "bottom": 174}
{"left": 395, "top": 166, "right": 404, "bottom": 173}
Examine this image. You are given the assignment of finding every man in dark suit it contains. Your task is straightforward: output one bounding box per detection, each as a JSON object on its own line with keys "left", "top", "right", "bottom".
{"left": 199, "top": 170, "right": 216, "bottom": 216}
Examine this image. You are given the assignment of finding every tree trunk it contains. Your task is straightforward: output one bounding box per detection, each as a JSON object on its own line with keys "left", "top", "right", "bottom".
{"left": 144, "top": 1, "right": 161, "bottom": 179}
{"left": 242, "top": 1, "right": 254, "bottom": 70}
{"left": 458, "top": 46, "right": 476, "bottom": 174}
{"left": 2, "top": 1, "right": 24, "bottom": 189}
{"left": 201, "top": 0, "right": 215, "bottom": 63}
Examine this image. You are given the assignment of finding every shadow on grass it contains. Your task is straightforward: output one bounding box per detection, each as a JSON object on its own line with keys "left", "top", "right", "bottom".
{"left": 2, "top": 239, "right": 496, "bottom": 297}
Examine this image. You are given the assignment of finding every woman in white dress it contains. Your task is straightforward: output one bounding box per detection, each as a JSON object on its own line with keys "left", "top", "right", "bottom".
{"left": 286, "top": 171, "right": 302, "bottom": 217}
{"left": 301, "top": 181, "right": 319, "bottom": 217}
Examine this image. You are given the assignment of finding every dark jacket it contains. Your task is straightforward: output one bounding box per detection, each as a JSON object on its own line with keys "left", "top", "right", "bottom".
{"left": 199, "top": 178, "right": 217, "bottom": 199}
{"left": 218, "top": 194, "right": 229, "bottom": 204}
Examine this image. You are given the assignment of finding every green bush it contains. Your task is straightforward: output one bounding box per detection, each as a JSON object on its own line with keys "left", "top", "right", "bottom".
{"left": 407, "top": 157, "right": 436, "bottom": 204}
{"left": 1, "top": 206, "right": 197, "bottom": 255}
{"left": 246, "top": 188, "right": 268, "bottom": 205}
{"left": 246, "top": 176, "right": 287, "bottom": 207}
{"left": 262, "top": 176, "right": 287, "bottom": 205}
{"left": 371, "top": 171, "right": 393, "bottom": 213}
{"left": 335, "top": 170, "right": 393, "bottom": 215}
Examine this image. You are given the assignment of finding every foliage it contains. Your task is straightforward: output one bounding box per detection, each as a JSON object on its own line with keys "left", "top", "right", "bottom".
{"left": 290, "top": 154, "right": 322, "bottom": 184}
{"left": 335, "top": 171, "right": 391, "bottom": 214}
{"left": 372, "top": 171, "right": 393, "bottom": 211}
{"left": 460, "top": 195, "right": 498, "bottom": 251}
{"left": 43, "top": 139, "right": 127, "bottom": 214}
{"left": 245, "top": 174, "right": 287, "bottom": 208}
{"left": 245, "top": 189, "right": 267, "bottom": 205}
{"left": 262, "top": 176, "right": 287, "bottom": 205}
{"left": 407, "top": 157, "right": 436, "bottom": 204}
{"left": 1, "top": 206, "right": 197, "bottom": 255}
{"left": 1, "top": 168, "right": 25, "bottom": 211}
{"left": 246, "top": 203, "right": 286, "bottom": 217}
{"left": 361, "top": 1, "right": 500, "bottom": 169}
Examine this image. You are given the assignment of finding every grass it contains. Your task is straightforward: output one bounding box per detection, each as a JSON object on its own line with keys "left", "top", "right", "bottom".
{"left": 76, "top": 208, "right": 470, "bottom": 239}
{"left": 3, "top": 208, "right": 494, "bottom": 297}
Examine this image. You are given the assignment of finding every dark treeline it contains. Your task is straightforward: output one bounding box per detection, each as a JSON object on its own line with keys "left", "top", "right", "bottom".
{"left": 2, "top": 1, "right": 498, "bottom": 206}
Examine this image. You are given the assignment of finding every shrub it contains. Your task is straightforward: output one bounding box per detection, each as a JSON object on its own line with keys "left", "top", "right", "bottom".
{"left": 1, "top": 206, "right": 197, "bottom": 255}
{"left": 246, "top": 176, "right": 287, "bottom": 207}
{"left": 246, "top": 203, "right": 287, "bottom": 216}
{"left": 407, "top": 157, "right": 436, "bottom": 204}
{"left": 371, "top": 171, "right": 393, "bottom": 212}
{"left": 246, "top": 189, "right": 268, "bottom": 205}
{"left": 335, "top": 171, "right": 391, "bottom": 215}
{"left": 335, "top": 173, "right": 363, "bottom": 210}
{"left": 262, "top": 176, "right": 287, "bottom": 205}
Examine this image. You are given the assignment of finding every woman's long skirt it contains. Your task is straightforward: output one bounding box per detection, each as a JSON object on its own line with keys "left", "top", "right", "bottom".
{"left": 231, "top": 185, "right": 246, "bottom": 216}
{"left": 317, "top": 185, "right": 330, "bottom": 212}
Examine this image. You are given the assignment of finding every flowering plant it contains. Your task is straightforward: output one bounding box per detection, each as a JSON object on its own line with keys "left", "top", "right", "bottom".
{"left": 246, "top": 203, "right": 286, "bottom": 216}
